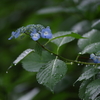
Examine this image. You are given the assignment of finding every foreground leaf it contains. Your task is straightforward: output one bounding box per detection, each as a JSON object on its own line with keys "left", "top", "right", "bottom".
{"left": 76, "top": 65, "right": 99, "bottom": 82}
{"left": 45, "top": 32, "right": 86, "bottom": 46}
{"left": 79, "top": 80, "right": 92, "bottom": 100}
{"left": 81, "top": 42, "right": 100, "bottom": 54}
{"left": 13, "top": 49, "right": 34, "bottom": 65}
{"left": 22, "top": 51, "right": 55, "bottom": 72}
{"left": 78, "top": 29, "right": 100, "bottom": 50}
{"left": 36, "top": 59, "right": 67, "bottom": 92}
{"left": 7, "top": 49, "right": 34, "bottom": 71}
{"left": 51, "top": 31, "right": 75, "bottom": 47}
{"left": 84, "top": 79, "right": 100, "bottom": 100}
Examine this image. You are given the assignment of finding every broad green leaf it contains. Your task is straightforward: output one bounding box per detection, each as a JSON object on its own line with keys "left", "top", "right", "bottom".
{"left": 92, "top": 20, "right": 100, "bottom": 30}
{"left": 7, "top": 49, "right": 34, "bottom": 71}
{"left": 76, "top": 65, "right": 99, "bottom": 82}
{"left": 36, "top": 59, "right": 67, "bottom": 92}
{"left": 84, "top": 79, "right": 100, "bottom": 100}
{"left": 81, "top": 42, "right": 100, "bottom": 54}
{"left": 78, "top": 29, "right": 100, "bottom": 50}
{"left": 79, "top": 80, "right": 92, "bottom": 100}
{"left": 51, "top": 31, "right": 75, "bottom": 47}
{"left": 22, "top": 51, "right": 55, "bottom": 72}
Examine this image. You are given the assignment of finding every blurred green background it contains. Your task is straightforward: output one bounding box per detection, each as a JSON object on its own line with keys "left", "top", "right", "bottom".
{"left": 1, "top": 0, "right": 100, "bottom": 100}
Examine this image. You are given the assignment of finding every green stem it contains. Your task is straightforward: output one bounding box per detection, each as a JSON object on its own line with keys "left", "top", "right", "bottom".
{"left": 36, "top": 41, "right": 100, "bottom": 65}
{"left": 75, "top": 54, "right": 80, "bottom": 61}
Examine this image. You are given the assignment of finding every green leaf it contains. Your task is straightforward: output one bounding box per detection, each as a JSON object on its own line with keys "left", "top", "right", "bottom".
{"left": 51, "top": 32, "right": 86, "bottom": 40}
{"left": 22, "top": 51, "right": 55, "bottom": 72}
{"left": 81, "top": 42, "right": 100, "bottom": 54}
{"left": 78, "top": 29, "right": 100, "bottom": 50}
{"left": 92, "top": 20, "right": 100, "bottom": 30}
{"left": 76, "top": 65, "right": 99, "bottom": 82}
{"left": 79, "top": 80, "right": 92, "bottom": 100}
{"left": 7, "top": 49, "right": 34, "bottom": 71}
{"left": 13, "top": 49, "right": 34, "bottom": 65}
{"left": 84, "top": 79, "right": 100, "bottom": 100}
{"left": 51, "top": 31, "right": 75, "bottom": 47}
{"left": 36, "top": 59, "right": 67, "bottom": 92}
{"left": 68, "top": 32, "right": 87, "bottom": 39}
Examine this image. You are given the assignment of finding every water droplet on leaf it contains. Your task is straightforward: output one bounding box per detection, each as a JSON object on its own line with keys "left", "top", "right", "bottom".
{"left": 79, "top": 52, "right": 82, "bottom": 54}
{"left": 14, "top": 63, "right": 17, "bottom": 66}
{"left": 6, "top": 71, "right": 8, "bottom": 73}
{"left": 86, "top": 65, "right": 88, "bottom": 67}
{"left": 60, "top": 75, "right": 63, "bottom": 78}
{"left": 51, "top": 53, "right": 53, "bottom": 55}
{"left": 71, "top": 62, "right": 73, "bottom": 65}
{"left": 78, "top": 63, "right": 80, "bottom": 66}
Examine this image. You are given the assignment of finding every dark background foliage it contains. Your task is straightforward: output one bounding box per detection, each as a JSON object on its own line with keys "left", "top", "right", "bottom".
{"left": 0, "top": 0, "right": 100, "bottom": 100}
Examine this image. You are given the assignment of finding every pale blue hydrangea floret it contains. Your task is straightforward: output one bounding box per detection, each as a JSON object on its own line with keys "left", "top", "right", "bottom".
{"left": 30, "top": 29, "right": 40, "bottom": 41}
{"left": 8, "top": 30, "right": 20, "bottom": 40}
{"left": 40, "top": 26, "right": 52, "bottom": 39}
{"left": 90, "top": 53, "right": 95, "bottom": 59}
{"left": 90, "top": 53, "right": 100, "bottom": 63}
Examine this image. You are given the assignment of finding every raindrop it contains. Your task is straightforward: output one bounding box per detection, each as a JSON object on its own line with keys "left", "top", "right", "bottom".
{"left": 51, "top": 53, "right": 53, "bottom": 55}
{"left": 70, "top": 62, "right": 73, "bottom": 65}
{"left": 60, "top": 75, "right": 63, "bottom": 78}
{"left": 79, "top": 52, "right": 82, "bottom": 55}
{"left": 6, "top": 71, "right": 8, "bottom": 73}
{"left": 86, "top": 65, "right": 88, "bottom": 67}
{"left": 14, "top": 63, "right": 16, "bottom": 66}
{"left": 78, "top": 63, "right": 80, "bottom": 66}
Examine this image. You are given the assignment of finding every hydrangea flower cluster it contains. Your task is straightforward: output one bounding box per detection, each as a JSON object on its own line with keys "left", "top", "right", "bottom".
{"left": 90, "top": 52, "right": 100, "bottom": 63}
{"left": 8, "top": 24, "right": 52, "bottom": 41}
{"left": 30, "top": 26, "right": 52, "bottom": 41}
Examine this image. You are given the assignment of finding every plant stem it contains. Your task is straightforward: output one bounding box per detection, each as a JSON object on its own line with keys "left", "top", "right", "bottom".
{"left": 36, "top": 41, "right": 100, "bottom": 65}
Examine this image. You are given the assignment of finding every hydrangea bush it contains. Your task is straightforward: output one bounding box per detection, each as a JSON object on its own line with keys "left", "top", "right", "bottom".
{"left": 8, "top": 21, "right": 100, "bottom": 100}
